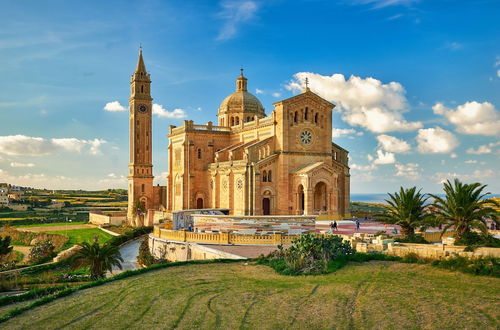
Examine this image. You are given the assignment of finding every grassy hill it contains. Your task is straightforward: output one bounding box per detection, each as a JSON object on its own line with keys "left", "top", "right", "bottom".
{"left": 3, "top": 261, "right": 499, "bottom": 329}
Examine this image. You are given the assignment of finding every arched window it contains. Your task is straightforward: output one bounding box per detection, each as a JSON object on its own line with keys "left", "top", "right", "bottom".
{"left": 305, "top": 107, "right": 308, "bottom": 120}
{"left": 197, "top": 148, "right": 202, "bottom": 159}
{"left": 267, "top": 170, "right": 272, "bottom": 182}
{"left": 294, "top": 111, "right": 298, "bottom": 123}
{"left": 141, "top": 85, "right": 144, "bottom": 93}
{"left": 236, "top": 117, "right": 240, "bottom": 125}
{"left": 314, "top": 113, "right": 318, "bottom": 124}
{"left": 141, "top": 184, "right": 145, "bottom": 193}
{"left": 231, "top": 117, "right": 234, "bottom": 126}
{"left": 262, "top": 170, "right": 267, "bottom": 182}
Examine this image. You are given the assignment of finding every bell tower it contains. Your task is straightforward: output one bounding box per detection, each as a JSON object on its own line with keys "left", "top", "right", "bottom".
{"left": 127, "top": 48, "right": 154, "bottom": 225}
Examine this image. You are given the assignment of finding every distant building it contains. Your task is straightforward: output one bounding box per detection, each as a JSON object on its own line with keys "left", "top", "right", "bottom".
{"left": 0, "top": 188, "right": 8, "bottom": 207}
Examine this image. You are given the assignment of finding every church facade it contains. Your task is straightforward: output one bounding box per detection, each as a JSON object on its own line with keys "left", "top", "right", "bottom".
{"left": 127, "top": 50, "right": 350, "bottom": 224}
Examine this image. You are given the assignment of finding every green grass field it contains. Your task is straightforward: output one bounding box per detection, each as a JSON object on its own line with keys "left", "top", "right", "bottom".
{"left": 16, "top": 222, "right": 88, "bottom": 228}
{"left": 2, "top": 261, "right": 498, "bottom": 329}
{"left": 45, "top": 228, "right": 113, "bottom": 250}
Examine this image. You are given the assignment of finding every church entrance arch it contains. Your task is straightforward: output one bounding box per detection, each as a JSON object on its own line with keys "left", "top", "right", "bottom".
{"left": 313, "top": 181, "right": 327, "bottom": 213}
{"left": 196, "top": 198, "right": 204, "bottom": 209}
{"left": 298, "top": 184, "right": 305, "bottom": 215}
{"left": 262, "top": 198, "right": 271, "bottom": 215}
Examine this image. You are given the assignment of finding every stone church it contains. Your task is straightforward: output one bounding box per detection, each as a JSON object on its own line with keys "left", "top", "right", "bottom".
{"left": 127, "top": 50, "right": 350, "bottom": 223}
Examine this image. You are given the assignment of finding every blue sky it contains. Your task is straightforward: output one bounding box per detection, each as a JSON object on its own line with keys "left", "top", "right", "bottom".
{"left": 0, "top": 0, "right": 499, "bottom": 193}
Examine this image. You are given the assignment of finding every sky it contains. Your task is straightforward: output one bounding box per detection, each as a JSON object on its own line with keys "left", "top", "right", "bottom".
{"left": 0, "top": 0, "right": 499, "bottom": 194}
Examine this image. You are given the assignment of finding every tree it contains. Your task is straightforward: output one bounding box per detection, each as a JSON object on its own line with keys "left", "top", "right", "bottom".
{"left": 376, "top": 187, "right": 429, "bottom": 239}
{"left": 430, "top": 179, "right": 499, "bottom": 241}
{"left": 0, "top": 236, "right": 13, "bottom": 260}
{"left": 132, "top": 200, "right": 146, "bottom": 226}
{"left": 72, "top": 238, "right": 123, "bottom": 279}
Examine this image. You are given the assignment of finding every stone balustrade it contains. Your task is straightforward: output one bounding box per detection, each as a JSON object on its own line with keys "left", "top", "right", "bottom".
{"left": 153, "top": 227, "right": 297, "bottom": 245}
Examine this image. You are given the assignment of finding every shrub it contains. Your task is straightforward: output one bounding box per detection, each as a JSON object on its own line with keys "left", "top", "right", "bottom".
{"left": 454, "top": 231, "right": 500, "bottom": 249}
{"left": 396, "top": 234, "right": 429, "bottom": 244}
{"left": 261, "top": 234, "right": 354, "bottom": 275}
{"left": 29, "top": 241, "right": 55, "bottom": 263}
{"left": 107, "top": 226, "right": 152, "bottom": 247}
{"left": 432, "top": 256, "right": 500, "bottom": 277}
{"left": 137, "top": 239, "right": 167, "bottom": 267}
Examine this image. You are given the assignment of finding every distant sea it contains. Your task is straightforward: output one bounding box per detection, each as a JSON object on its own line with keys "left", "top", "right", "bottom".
{"left": 351, "top": 193, "right": 500, "bottom": 205}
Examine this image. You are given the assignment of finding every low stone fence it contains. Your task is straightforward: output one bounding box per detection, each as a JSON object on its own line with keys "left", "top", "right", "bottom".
{"left": 153, "top": 227, "right": 297, "bottom": 245}
{"left": 355, "top": 241, "right": 500, "bottom": 260}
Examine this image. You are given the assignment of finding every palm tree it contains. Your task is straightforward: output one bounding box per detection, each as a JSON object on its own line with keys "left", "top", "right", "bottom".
{"left": 376, "top": 186, "right": 429, "bottom": 239}
{"left": 429, "top": 179, "right": 499, "bottom": 241}
{"left": 72, "top": 238, "right": 123, "bottom": 279}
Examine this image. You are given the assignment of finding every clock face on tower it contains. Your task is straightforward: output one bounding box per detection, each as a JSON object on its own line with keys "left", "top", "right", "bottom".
{"left": 138, "top": 104, "right": 148, "bottom": 113}
{"left": 300, "top": 130, "right": 313, "bottom": 145}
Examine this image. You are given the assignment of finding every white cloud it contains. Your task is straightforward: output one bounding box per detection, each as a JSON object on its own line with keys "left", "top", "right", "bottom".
{"left": 450, "top": 153, "right": 458, "bottom": 158}
{"left": 373, "top": 149, "right": 396, "bottom": 164}
{"left": 332, "top": 128, "right": 364, "bottom": 138}
{"left": 416, "top": 127, "right": 458, "bottom": 154}
{"left": 286, "top": 72, "right": 422, "bottom": 133}
{"left": 152, "top": 104, "right": 186, "bottom": 119}
{"left": 0, "top": 135, "right": 106, "bottom": 156}
{"left": 466, "top": 141, "right": 500, "bottom": 155}
{"left": 103, "top": 101, "right": 126, "bottom": 112}
{"left": 376, "top": 134, "right": 410, "bottom": 153}
{"left": 350, "top": 0, "right": 419, "bottom": 9}
{"left": 433, "top": 101, "right": 500, "bottom": 136}
{"left": 497, "top": 70, "right": 500, "bottom": 78}
{"left": 351, "top": 163, "right": 377, "bottom": 171}
{"left": 395, "top": 162, "right": 420, "bottom": 180}
{"left": 464, "top": 160, "right": 477, "bottom": 164}
{"left": 272, "top": 92, "right": 281, "bottom": 98}
{"left": 10, "top": 162, "right": 34, "bottom": 168}
{"left": 217, "top": 1, "right": 259, "bottom": 41}
{"left": 432, "top": 169, "right": 495, "bottom": 185}
{"left": 255, "top": 88, "right": 264, "bottom": 94}
{"left": 443, "top": 42, "right": 463, "bottom": 51}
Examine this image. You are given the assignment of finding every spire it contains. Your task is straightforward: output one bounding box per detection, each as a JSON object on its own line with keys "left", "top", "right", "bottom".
{"left": 236, "top": 67, "right": 248, "bottom": 92}
{"left": 304, "top": 77, "right": 310, "bottom": 92}
{"left": 135, "top": 46, "right": 147, "bottom": 74}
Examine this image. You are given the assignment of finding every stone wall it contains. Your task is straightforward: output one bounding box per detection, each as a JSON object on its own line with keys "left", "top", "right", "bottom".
{"left": 148, "top": 235, "right": 245, "bottom": 262}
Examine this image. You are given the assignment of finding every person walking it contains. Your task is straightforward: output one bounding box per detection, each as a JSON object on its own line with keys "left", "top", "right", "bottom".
{"left": 330, "top": 221, "right": 335, "bottom": 233}
{"left": 355, "top": 219, "right": 360, "bottom": 231}
{"left": 333, "top": 220, "right": 338, "bottom": 232}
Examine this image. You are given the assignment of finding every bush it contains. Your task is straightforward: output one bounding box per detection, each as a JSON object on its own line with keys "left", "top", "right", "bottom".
{"left": 432, "top": 256, "right": 500, "bottom": 277}
{"left": 29, "top": 241, "right": 55, "bottom": 263}
{"left": 396, "top": 234, "right": 429, "bottom": 244}
{"left": 454, "top": 231, "right": 500, "bottom": 249}
{"left": 107, "top": 226, "right": 153, "bottom": 247}
{"left": 137, "top": 239, "right": 167, "bottom": 267}
{"left": 259, "top": 234, "right": 354, "bottom": 275}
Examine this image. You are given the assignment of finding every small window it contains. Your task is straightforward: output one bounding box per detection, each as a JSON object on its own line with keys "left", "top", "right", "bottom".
{"left": 141, "top": 184, "right": 145, "bottom": 193}
{"left": 141, "top": 85, "right": 144, "bottom": 93}
{"left": 267, "top": 170, "right": 272, "bottom": 182}
{"left": 236, "top": 117, "right": 240, "bottom": 125}
{"left": 197, "top": 148, "right": 202, "bottom": 159}
{"left": 305, "top": 107, "right": 308, "bottom": 120}
{"left": 231, "top": 117, "right": 234, "bottom": 126}
{"left": 294, "top": 112, "right": 298, "bottom": 123}
{"left": 262, "top": 170, "right": 267, "bottom": 182}
{"left": 314, "top": 113, "right": 318, "bottom": 124}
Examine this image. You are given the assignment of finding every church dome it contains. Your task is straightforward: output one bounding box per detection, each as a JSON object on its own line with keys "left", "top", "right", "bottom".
{"left": 218, "top": 70, "right": 265, "bottom": 118}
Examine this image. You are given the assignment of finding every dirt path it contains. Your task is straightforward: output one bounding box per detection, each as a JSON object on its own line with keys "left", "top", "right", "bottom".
{"left": 17, "top": 224, "right": 97, "bottom": 232}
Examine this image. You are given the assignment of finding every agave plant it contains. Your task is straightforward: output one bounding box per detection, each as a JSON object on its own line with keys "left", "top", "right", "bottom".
{"left": 376, "top": 186, "right": 429, "bottom": 239}
{"left": 429, "top": 179, "right": 499, "bottom": 241}
{"left": 72, "top": 238, "right": 123, "bottom": 279}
